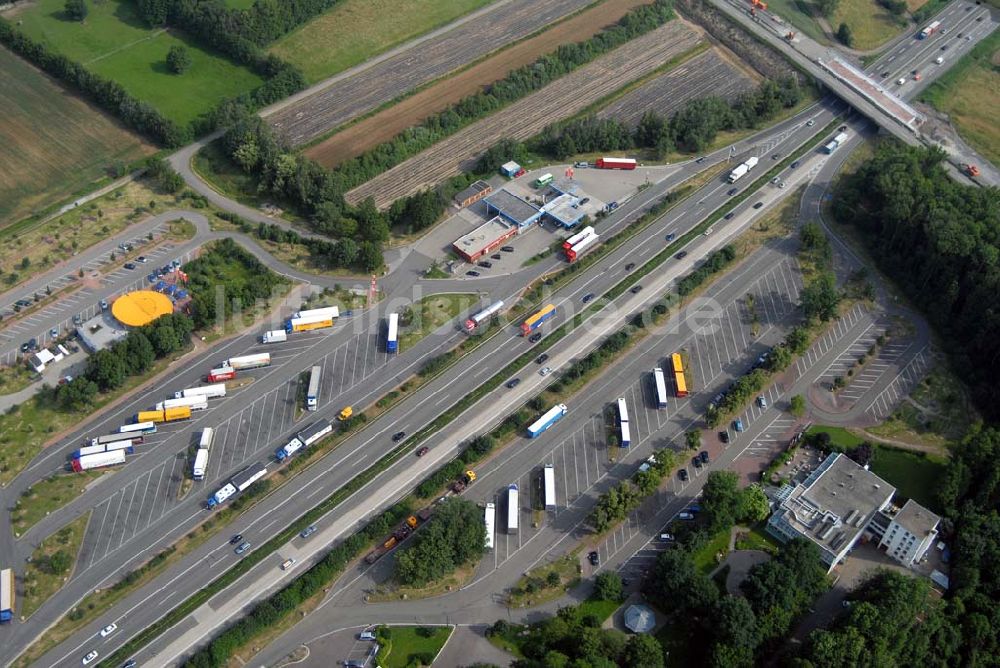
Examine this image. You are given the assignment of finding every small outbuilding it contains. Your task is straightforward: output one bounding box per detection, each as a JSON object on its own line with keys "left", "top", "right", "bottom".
{"left": 453, "top": 180, "right": 493, "bottom": 208}
{"left": 623, "top": 604, "right": 656, "bottom": 633}
{"left": 500, "top": 161, "right": 521, "bottom": 178}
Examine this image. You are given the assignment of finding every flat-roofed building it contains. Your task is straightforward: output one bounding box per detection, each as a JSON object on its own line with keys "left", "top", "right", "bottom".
{"left": 484, "top": 189, "right": 543, "bottom": 230}
{"left": 878, "top": 499, "right": 940, "bottom": 568}
{"left": 453, "top": 180, "right": 492, "bottom": 208}
{"left": 452, "top": 216, "right": 517, "bottom": 263}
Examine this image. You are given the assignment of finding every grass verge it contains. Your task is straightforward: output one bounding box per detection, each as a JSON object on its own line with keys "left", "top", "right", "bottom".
{"left": 0, "top": 364, "right": 35, "bottom": 396}
{"left": 507, "top": 551, "right": 582, "bottom": 608}
{"left": 691, "top": 528, "right": 730, "bottom": 575}
{"left": 368, "top": 562, "right": 478, "bottom": 602}
{"left": 11, "top": 471, "right": 104, "bottom": 535}
{"left": 19, "top": 513, "right": 90, "bottom": 619}
{"left": 398, "top": 294, "right": 476, "bottom": 351}
{"left": 376, "top": 625, "right": 453, "bottom": 668}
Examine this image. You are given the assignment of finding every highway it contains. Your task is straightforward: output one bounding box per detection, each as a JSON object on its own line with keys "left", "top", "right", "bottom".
{"left": 16, "top": 99, "right": 850, "bottom": 667}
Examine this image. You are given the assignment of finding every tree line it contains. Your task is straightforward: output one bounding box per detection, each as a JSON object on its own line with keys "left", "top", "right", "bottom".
{"left": 831, "top": 143, "right": 1000, "bottom": 421}
{"left": 50, "top": 313, "right": 193, "bottom": 411}
{"left": 393, "top": 497, "right": 485, "bottom": 587}
{"left": 536, "top": 76, "right": 802, "bottom": 158}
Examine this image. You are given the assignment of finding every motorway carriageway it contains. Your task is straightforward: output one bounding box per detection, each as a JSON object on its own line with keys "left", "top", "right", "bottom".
{"left": 27, "top": 101, "right": 843, "bottom": 668}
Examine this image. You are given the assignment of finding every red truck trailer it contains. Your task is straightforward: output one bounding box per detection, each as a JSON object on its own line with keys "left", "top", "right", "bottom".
{"left": 596, "top": 157, "right": 637, "bottom": 170}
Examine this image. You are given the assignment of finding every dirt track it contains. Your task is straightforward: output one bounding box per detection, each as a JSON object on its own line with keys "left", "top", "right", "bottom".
{"left": 304, "top": 0, "right": 653, "bottom": 168}
{"left": 268, "top": 0, "right": 597, "bottom": 147}
{"left": 597, "top": 47, "right": 757, "bottom": 127}
{"left": 345, "top": 21, "right": 703, "bottom": 209}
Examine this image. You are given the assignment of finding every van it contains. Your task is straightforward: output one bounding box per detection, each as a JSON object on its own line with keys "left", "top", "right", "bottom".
{"left": 280, "top": 558, "right": 295, "bottom": 570}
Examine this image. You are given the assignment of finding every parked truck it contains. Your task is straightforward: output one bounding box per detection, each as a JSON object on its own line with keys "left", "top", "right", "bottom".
{"left": 293, "top": 306, "right": 340, "bottom": 320}
{"left": 74, "top": 441, "right": 134, "bottom": 458}
{"left": 285, "top": 314, "right": 334, "bottom": 333}
{"left": 207, "top": 366, "right": 236, "bottom": 383}
{"left": 823, "top": 132, "right": 848, "bottom": 154}
{"left": 192, "top": 448, "right": 209, "bottom": 480}
{"left": 595, "top": 157, "right": 637, "bottom": 170}
{"left": 527, "top": 404, "right": 568, "bottom": 438}
{"left": 154, "top": 396, "right": 208, "bottom": 412}
{"left": 135, "top": 406, "right": 192, "bottom": 424}
{"left": 727, "top": 156, "right": 759, "bottom": 183}
{"left": 277, "top": 419, "right": 334, "bottom": 461}
{"left": 386, "top": 313, "right": 399, "bottom": 353}
{"left": 71, "top": 449, "right": 127, "bottom": 472}
{"left": 0, "top": 568, "right": 14, "bottom": 623}
{"left": 507, "top": 484, "right": 519, "bottom": 532}
{"left": 207, "top": 462, "right": 268, "bottom": 508}
{"left": 173, "top": 383, "right": 227, "bottom": 400}
{"left": 450, "top": 470, "right": 477, "bottom": 494}
{"left": 262, "top": 330, "right": 287, "bottom": 344}
{"left": 225, "top": 353, "right": 271, "bottom": 370}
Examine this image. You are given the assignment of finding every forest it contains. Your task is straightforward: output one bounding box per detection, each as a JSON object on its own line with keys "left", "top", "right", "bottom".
{"left": 831, "top": 143, "right": 1000, "bottom": 421}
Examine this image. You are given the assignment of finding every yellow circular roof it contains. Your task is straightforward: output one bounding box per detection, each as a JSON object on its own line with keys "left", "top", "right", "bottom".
{"left": 111, "top": 290, "right": 174, "bottom": 327}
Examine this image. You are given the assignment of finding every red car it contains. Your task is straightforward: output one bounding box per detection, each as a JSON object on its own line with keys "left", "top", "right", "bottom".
{"left": 513, "top": 168, "right": 526, "bottom": 178}
{"left": 416, "top": 446, "right": 429, "bottom": 457}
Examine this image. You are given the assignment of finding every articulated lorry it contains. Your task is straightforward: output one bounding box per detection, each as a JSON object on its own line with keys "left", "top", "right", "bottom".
{"left": 135, "top": 406, "right": 192, "bottom": 423}
{"left": 0, "top": 568, "right": 14, "bottom": 623}
{"left": 527, "top": 404, "right": 568, "bottom": 438}
{"left": 225, "top": 353, "right": 271, "bottom": 370}
{"left": 173, "top": 383, "right": 226, "bottom": 400}
{"left": 286, "top": 314, "right": 334, "bottom": 333}
{"left": 464, "top": 300, "right": 504, "bottom": 332}
{"left": 155, "top": 396, "right": 208, "bottom": 412}
{"left": 207, "top": 366, "right": 236, "bottom": 383}
{"left": 207, "top": 462, "right": 268, "bottom": 509}
{"left": 71, "top": 449, "right": 127, "bottom": 472}
{"left": 727, "top": 156, "right": 759, "bottom": 183}
{"left": 276, "top": 419, "right": 333, "bottom": 461}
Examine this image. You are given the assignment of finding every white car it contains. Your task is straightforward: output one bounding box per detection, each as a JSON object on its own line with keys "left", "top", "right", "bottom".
{"left": 897, "top": 77, "right": 906, "bottom": 85}
{"left": 280, "top": 558, "right": 295, "bottom": 571}
{"left": 678, "top": 512, "right": 695, "bottom": 520}
{"left": 359, "top": 630, "right": 377, "bottom": 641}
{"left": 806, "top": 119, "right": 816, "bottom": 127}
{"left": 100, "top": 623, "right": 117, "bottom": 638}
{"left": 539, "top": 367, "right": 552, "bottom": 376}
{"left": 82, "top": 650, "right": 99, "bottom": 665}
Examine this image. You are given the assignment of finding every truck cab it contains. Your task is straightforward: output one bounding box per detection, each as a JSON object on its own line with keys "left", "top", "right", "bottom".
{"left": 338, "top": 406, "right": 353, "bottom": 421}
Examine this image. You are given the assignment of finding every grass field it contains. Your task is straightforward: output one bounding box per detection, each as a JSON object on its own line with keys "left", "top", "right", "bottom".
{"left": 270, "top": 0, "right": 493, "bottom": 84}
{"left": 921, "top": 29, "right": 1000, "bottom": 166}
{"left": 398, "top": 294, "right": 477, "bottom": 351}
{"left": 20, "top": 513, "right": 90, "bottom": 618}
{"left": 831, "top": 0, "right": 909, "bottom": 50}
{"left": 870, "top": 447, "right": 946, "bottom": 510}
{"left": 11, "top": 471, "right": 104, "bottom": 535}
{"left": 377, "top": 626, "right": 452, "bottom": 668}
{"left": 9, "top": 0, "right": 263, "bottom": 126}
{"left": 0, "top": 47, "right": 153, "bottom": 227}
{"left": 692, "top": 528, "right": 731, "bottom": 574}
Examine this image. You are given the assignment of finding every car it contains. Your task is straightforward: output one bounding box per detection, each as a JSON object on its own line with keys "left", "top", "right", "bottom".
{"left": 624, "top": 263, "right": 636, "bottom": 271}
{"left": 757, "top": 395, "right": 767, "bottom": 408}
{"left": 235, "top": 541, "right": 251, "bottom": 555}
{"left": 539, "top": 366, "right": 552, "bottom": 376}
{"left": 491, "top": 253, "right": 502, "bottom": 260}
{"left": 100, "top": 623, "right": 117, "bottom": 638}
{"left": 160, "top": 265, "right": 171, "bottom": 274}
{"left": 678, "top": 468, "right": 688, "bottom": 481}
{"left": 477, "top": 261, "right": 492, "bottom": 268}
{"left": 147, "top": 273, "right": 156, "bottom": 283}
{"left": 724, "top": 212, "right": 735, "bottom": 220}
{"left": 466, "top": 270, "right": 480, "bottom": 277}
{"left": 719, "top": 431, "right": 730, "bottom": 444}
{"left": 913, "top": 72, "right": 922, "bottom": 81}
{"left": 392, "top": 431, "right": 406, "bottom": 442}
{"left": 582, "top": 293, "right": 595, "bottom": 303}
{"left": 501, "top": 246, "right": 515, "bottom": 252}
{"left": 665, "top": 232, "right": 676, "bottom": 242}
{"left": 753, "top": 202, "right": 764, "bottom": 209}
{"left": 59, "top": 375, "right": 73, "bottom": 385}
{"left": 536, "top": 354, "right": 549, "bottom": 364}
{"left": 15, "top": 298, "right": 32, "bottom": 307}
{"left": 136, "top": 256, "right": 147, "bottom": 263}
{"left": 790, "top": 160, "right": 800, "bottom": 169}
{"left": 771, "top": 177, "right": 780, "bottom": 185}
{"left": 588, "top": 551, "right": 599, "bottom": 565}
{"left": 83, "top": 650, "right": 99, "bottom": 665}
{"left": 699, "top": 450, "right": 709, "bottom": 464}
{"left": 230, "top": 534, "right": 243, "bottom": 545}
{"left": 50, "top": 327, "right": 59, "bottom": 338}
{"left": 674, "top": 252, "right": 688, "bottom": 265}
{"left": 806, "top": 119, "right": 816, "bottom": 126}
{"left": 529, "top": 332, "right": 543, "bottom": 343}
{"left": 693, "top": 456, "right": 702, "bottom": 468}
{"left": 630, "top": 285, "right": 643, "bottom": 294}
{"left": 154, "top": 268, "right": 163, "bottom": 277}
{"left": 416, "top": 446, "right": 429, "bottom": 457}
{"left": 687, "top": 503, "right": 702, "bottom": 513}
{"left": 881, "top": 70, "right": 891, "bottom": 78}
{"left": 941, "top": 44, "right": 949, "bottom": 51}
{"left": 100, "top": 299, "right": 109, "bottom": 310}
{"left": 733, "top": 418, "right": 745, "bottom": 432}
{"left": 344, "top": 661, "right": 364, "bottom": 668}
{"left": 659, "top": 533, "right": 675, "bottom": 542}
{"left": 280, "top": 558, "right": 296, "bottom": 570}
{"left": 124, "top": 262, "right": 136, "bottom": 270}
{"left": 300, "top": 525, "right": 317, "bottom": 539}
{"left": 778, "top": 181, "right": 786, "bottom": 189}
{"left": 123, "top": 660, "right": 137, "bottom": 668}
{"left": 727, "top": 187, "right": 738, "bottom": 196}
{"left": 580, "top": 197, "right": 590, "bottom": 205}
{"left": 359, "top": 630, "right": 377, "bottom": 641}
{"left": 506, "top": 378, "right": 521, "bottom": 389}
{"left": 897, "top": 77, "right": 906, "bottom": 85}
{"left": 695, "top": 156, "right": 706, "bottom": 163}
{"left": 975, "top": 17, "right": 982, "bottom": 22}
{"left": 678, "top": 512, "right": 695, "bottom": 520}
{"left": 73, "top": 314, "right": 83, "bottom": 325}
{"left": 771, "top": 153, "right": 780, "bottom": 160}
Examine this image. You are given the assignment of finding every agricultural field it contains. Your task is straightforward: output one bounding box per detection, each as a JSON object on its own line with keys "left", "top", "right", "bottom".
{"left": 345, "top": 21, "right": 703, "bottom": 208}
{"left": 920, "top": 29, "right": 1000, "bottom": 166}
{"left": 6, "top": 0, "right": 263, "bottom": 127}
{"left": 303, "top": 0, "right": 655, "bottom": 166}
{"left": 267, "top": 0, "right": 599, "bottom": 146}
{"left": 270, "top": 0, "right": 494, "bottom": 84}
{"left": 831, "top": 0, "right": 910, "bottom": 50}
{"left": 597, "top": 47, "right": 758, "bottom": 127}
{"left": 0, "top": 47, "right": 153, "bottom": 227}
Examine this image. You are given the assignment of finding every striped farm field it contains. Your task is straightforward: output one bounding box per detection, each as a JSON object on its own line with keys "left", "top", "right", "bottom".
{"left": 345, "top": 20, "right": 703, "bottom": 208}
{"left": 0, "top": 46, "right": 154, "bottom": 227}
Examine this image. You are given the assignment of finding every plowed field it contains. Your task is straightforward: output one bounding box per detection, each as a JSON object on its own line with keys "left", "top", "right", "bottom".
{"left": 304, "top": 0, "right": 655, "bottom": 167}
{"left": 345, "top": 21, "right": 702, "bottom": 208}
{"left": 597, "top": 47, "right": 757, "bottom": 127}
{"left": 268, "top": 0, "right": 596, "bottom": 147}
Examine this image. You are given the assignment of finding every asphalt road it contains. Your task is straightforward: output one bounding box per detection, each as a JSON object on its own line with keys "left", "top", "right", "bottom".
{"left": 17, "top": 101, "right": 847, "bottom": 668}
